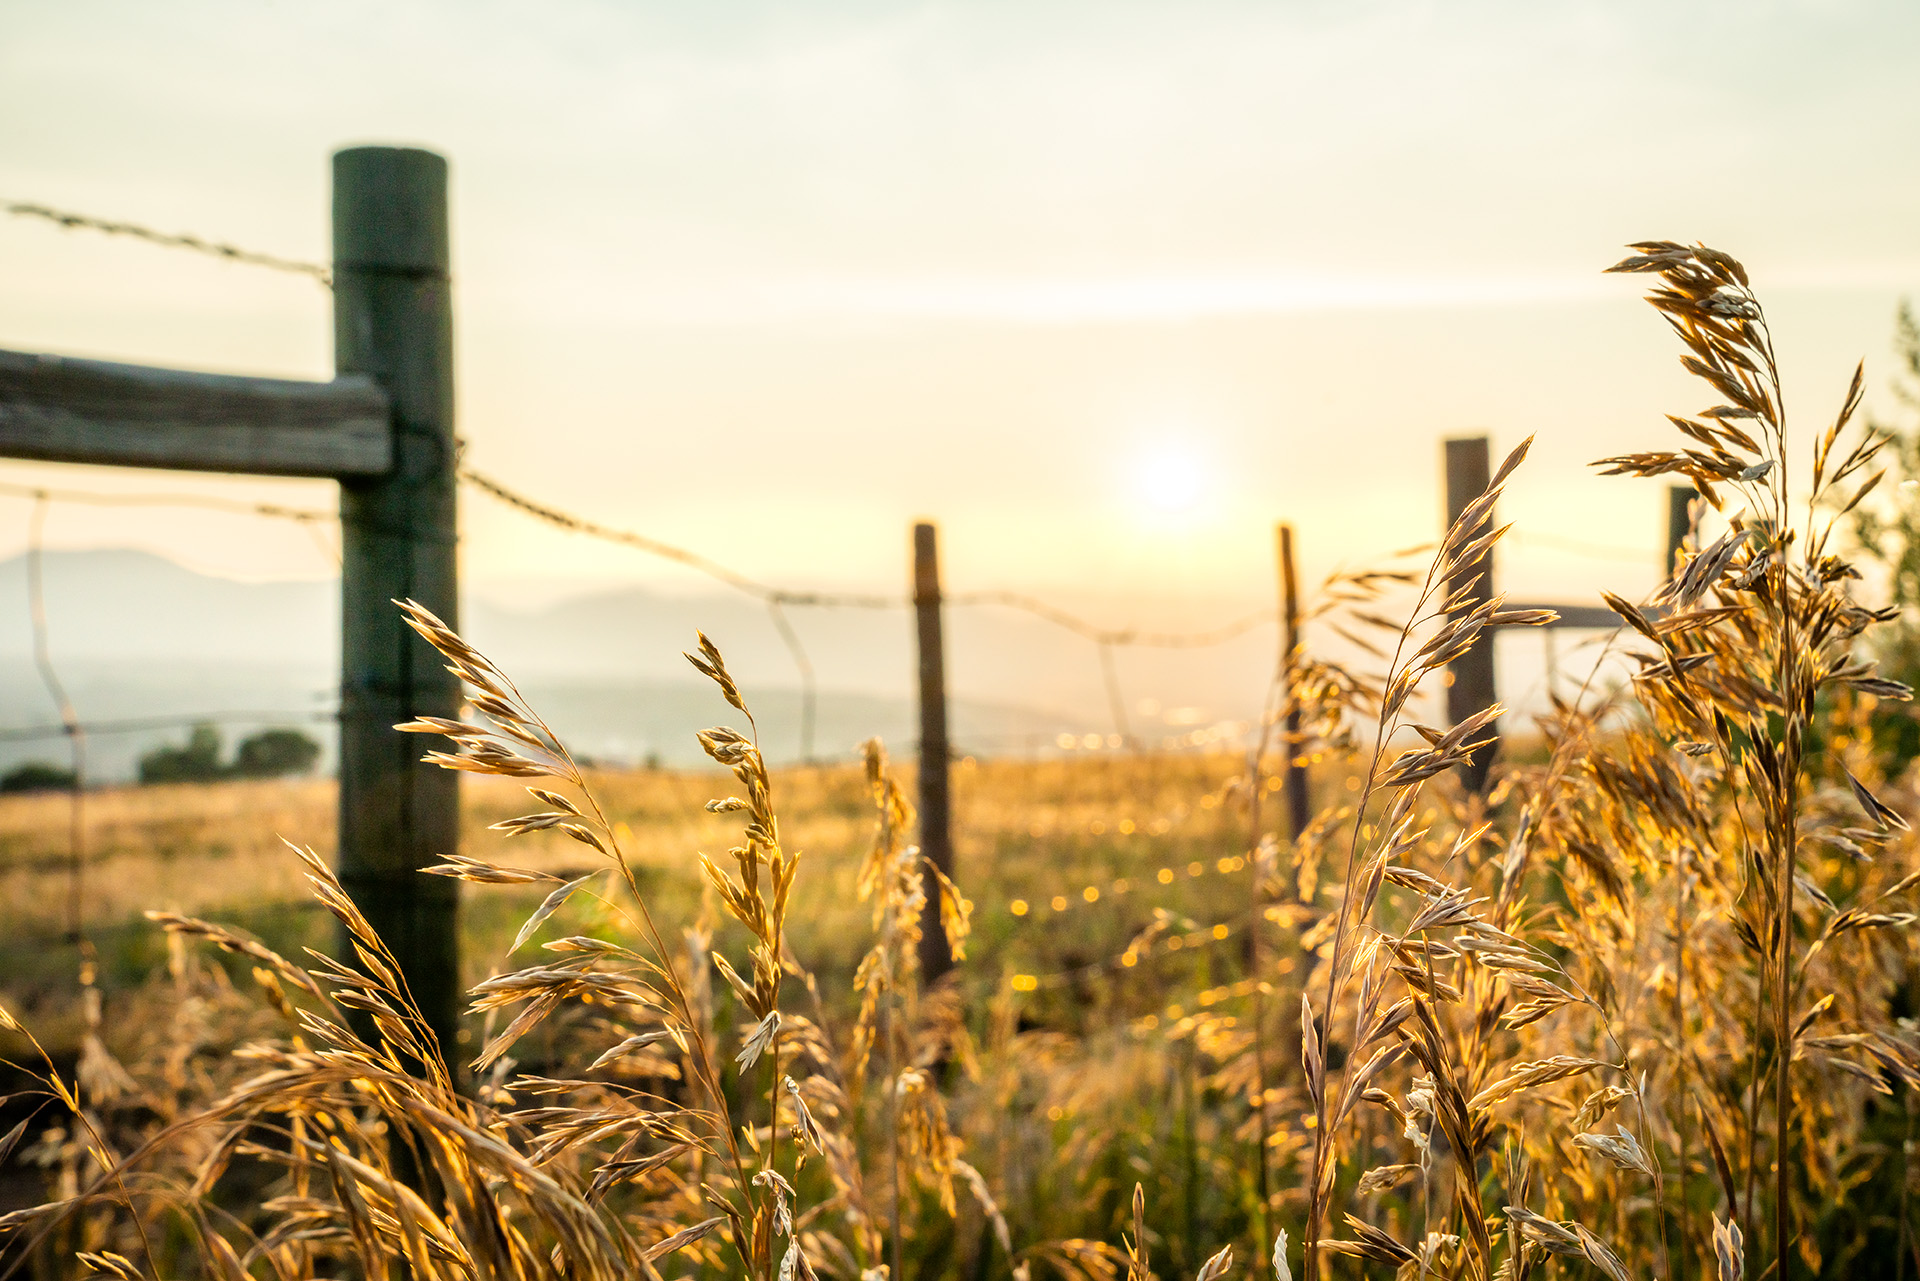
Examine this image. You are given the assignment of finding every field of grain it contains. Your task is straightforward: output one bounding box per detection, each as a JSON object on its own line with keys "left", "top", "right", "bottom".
{"left": 0, "top": 750, "right": 1282, "bottom": 1052}
{"left": 5, "top": 244, "right": 1920, "bottom": 1281}
{"left": 1, "top": 739, "right": 1363, "bottom": 1269}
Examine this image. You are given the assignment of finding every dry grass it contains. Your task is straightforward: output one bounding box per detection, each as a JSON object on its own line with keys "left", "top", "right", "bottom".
{"left": 4, "top": 241, "right": 1920, "bottom": 1280}
{"left": 0, "top": 778, "right": 335, "bottom": 936}
{"left": 0, "top": 752, "right": 1271, "bottom": 1022}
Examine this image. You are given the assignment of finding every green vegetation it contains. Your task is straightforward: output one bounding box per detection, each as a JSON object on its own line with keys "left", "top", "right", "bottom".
{"left": 136, "top": 723, "right": 321, "bottom": 785}
{"left": 0, "top": 763, "right": 74, "bottom": 795}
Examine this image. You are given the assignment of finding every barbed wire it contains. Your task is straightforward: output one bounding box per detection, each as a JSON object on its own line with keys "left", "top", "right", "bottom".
{"left": 0, "top": 197, "right": 1610, "bottom": 771}
{"left": 0, "top": 195, "right": 1654, "bottom": 602}
{"left": 459, "top": 465, "right": 897, "bottom": 608}
{"left": 460, "top": 465, "right": 1284, "bottom": 757}
{"left": 0, "top": 197, "right": 1618, "bottom": 1035}
{"left": 4, "top": 200, "right": 333, "bottom": 286}
{"left": 0, "top": 193, "right": 1379, "bottom": 750}
{"left": 0, "top": 464, "right": 1255, "bottom": 762}
{"left": 460, "top": 466, "right": 1279, "bottom": 644}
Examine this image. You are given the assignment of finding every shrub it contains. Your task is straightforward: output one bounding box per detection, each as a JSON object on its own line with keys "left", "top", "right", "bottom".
{"left": 0, "top": 761, "right": 76, "bottom": 794}
{"left": 135, "top": 724, "right": 322, "bottom": 784}
{"left": 230, "top": 728, "right": 322, "bottom": 779}
{"left": 135, "top": 723, "right": 223, "bottom": 784}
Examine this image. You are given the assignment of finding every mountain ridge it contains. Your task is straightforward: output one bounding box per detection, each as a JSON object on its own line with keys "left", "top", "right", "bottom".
{"left": 1, "top": 549, "right": 1265, "bottom": 779}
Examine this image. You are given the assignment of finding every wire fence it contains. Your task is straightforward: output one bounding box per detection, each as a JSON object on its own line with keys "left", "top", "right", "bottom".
{"left": 3, "top": 194, "right": 1645, "bottom": 762}
{"left": 0, "top": 193, "right": 1655, "bottom": 988}
{"left": 460, "top": 464, "right": 1276, "bottom": 755}
{"left": 3, "top": 199, "right": 333, "bottom": 286}
{"left": 23, "top": 490, "right": 87, "bottom": 947}
{"left": 2, "top": 462, "right": 1631, "bottom": 758}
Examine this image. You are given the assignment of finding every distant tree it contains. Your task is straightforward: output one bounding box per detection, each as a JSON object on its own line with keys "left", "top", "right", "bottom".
{"left": 231, "top": 728, "right": 322, "bottom": 779}
{"left": 136, "top": 724, "right": 323, "bottom": 785}
{"left": 138, "top": 723, "right": 225, "bottom": 784}
{"left": 0, "top": 761, "right": 76, "bottom": 793}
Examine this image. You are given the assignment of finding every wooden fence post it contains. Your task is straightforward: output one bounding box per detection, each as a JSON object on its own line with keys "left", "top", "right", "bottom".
{"left": 1667, "top": 484, "right": 1697, "bottom": 582}
{"left": 912, "top": 521, "right": 954, "bottom": 984}
{"left": 1443, "top": 436, "right": 1497, "bottom": 794}
{"left": 1276, "top": 524, "right": 1310, "bottom": 840}
{"left": 332, "top": 147, "right": 462, "bottom": 1073}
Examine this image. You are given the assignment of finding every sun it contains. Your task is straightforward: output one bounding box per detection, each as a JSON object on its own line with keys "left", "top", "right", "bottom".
{"left": 1130, "top": 439, "right": 1211, "bottom": 517}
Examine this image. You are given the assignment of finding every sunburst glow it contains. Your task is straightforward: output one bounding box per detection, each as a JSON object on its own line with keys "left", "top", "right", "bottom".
{"left": 1131, "top": 439, "right": 1211, "bottom": 516}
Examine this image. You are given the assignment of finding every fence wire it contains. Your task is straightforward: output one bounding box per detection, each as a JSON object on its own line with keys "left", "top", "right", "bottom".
{"left": 0, "top": 463, "right": 1277, "bottom": 765}
{"left": 0, "top": 196, "right": 1663, "bottom": 990}
{"left": 1, "top": 192, "right": 1288, "bottom": 759}
{"left": 4, "top": 199, "right": 333, "bottom": 286}
{"left": 458, "top": 466, "right": 1280, "bottom": 758}
{"left": 24, "top": 491, "right": 88, "bottom": 947}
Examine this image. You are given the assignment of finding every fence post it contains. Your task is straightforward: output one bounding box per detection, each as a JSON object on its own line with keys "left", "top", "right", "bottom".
{"left": 332, "top": 147, "right": 462, "bottom": 1074}
{"left": 1443, "top": 436, "right": 1497, "bottom": 794}
{"left": 1276, "top": 524, "right": 1309, "bottom": 840}
{"left": 1666, "top": 485, "right": 1697, "bottom": 582}
{"left": 912, "top": 521, "right": 954, "bottom": 984}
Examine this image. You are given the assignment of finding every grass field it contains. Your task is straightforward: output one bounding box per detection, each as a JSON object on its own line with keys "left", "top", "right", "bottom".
{"left": 6, "top": 244, "right": 1920, "bottom": 1281}
{"left": 0, "top": 747, "right": 1327, "bottom": 1276}
{"left": 0, "top": 749, "right": 1282, "bottom": 1066}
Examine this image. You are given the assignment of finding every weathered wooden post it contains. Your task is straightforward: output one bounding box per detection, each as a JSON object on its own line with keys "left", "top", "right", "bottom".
{"left": 0, "top": 147, "right": 452, "bottom": 1056}
{"left": 912, "top": 521, "right": 954, "bottom": 984}
{"left": 333, "top": 147, "right": 462, "bottom": 1070}
{"left": 1666, "top": 484, "right": 1697, "bottom": 582}
{"left": 1276, "top": 523, "right": 1310, "bottom": 840}
{"left": 1444, "top": 436, "right": 1497, "bottom": 794}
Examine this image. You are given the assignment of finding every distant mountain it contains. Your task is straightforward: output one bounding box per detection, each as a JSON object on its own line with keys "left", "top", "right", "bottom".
{"left": 1, "top": 550, "right": 1271, "bottom": 779}
{"left": 0, "top": 549, "right": 337, "bottom": 668}
{"left": 0, "top": 549, "right": 340, "bottom": 781}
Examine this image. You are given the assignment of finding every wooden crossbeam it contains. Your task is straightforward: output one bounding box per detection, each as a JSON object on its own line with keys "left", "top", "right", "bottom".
{"left": 0, "top": 146, "right": 459, "bottom": 1081}
{"left": 0, "top": 347, "right": 390, "bottom": 478}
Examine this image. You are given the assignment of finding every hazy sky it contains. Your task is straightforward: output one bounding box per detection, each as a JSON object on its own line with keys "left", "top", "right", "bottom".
{"left": 5, "top": 0, "right": 1920, "bottom": 628}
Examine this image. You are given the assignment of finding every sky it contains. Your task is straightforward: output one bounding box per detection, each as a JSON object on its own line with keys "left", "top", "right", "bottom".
{"left": 4, "top": 0, "right": 1920, "bottom": 636}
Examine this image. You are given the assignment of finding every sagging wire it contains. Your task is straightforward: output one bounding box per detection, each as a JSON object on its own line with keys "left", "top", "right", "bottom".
{"left": 460, "top": 465, "right": 1277, "bottom": 761}
{"left": 24, "top": 491, "right": 88, "bottom": 949}
{"left": 4, "top": 200, "right": 332, "bottom": 287}
{"left": 0, "top": 478, "right": 342, "bottom": 567}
